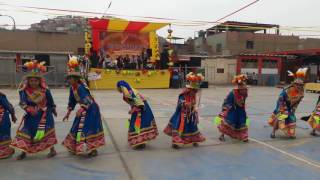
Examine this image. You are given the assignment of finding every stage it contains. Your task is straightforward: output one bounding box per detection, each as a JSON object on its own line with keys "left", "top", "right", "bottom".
{"left": 89, "top": 68, "right": 171, "bottom": 89}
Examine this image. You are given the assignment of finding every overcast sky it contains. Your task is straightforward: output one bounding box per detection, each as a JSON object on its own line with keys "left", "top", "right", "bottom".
{"left": 0, "top": 0, "right": 319, "bottom": 39}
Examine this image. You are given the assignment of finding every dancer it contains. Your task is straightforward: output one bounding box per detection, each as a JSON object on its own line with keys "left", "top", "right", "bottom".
{"left": 268, "top": 68, "right": 307, "bottom": 139}
{"left": 0, "top": 92, "right": 17, "bottom": 159}
{"left": 116, "top": 80, "right": 158, "bottom": 149}
{"left": 215, "top": 74, "right": 250, "bottom": 142}
{"left": 11, "top": 61, "right": 58, "bottom": 160}
{"left": 301, "top": 95, "right": 320, "bottom": 136}
{"left": 164, "top": 72, "right": 206, "bottom": 149}
{"left": 62, "top": 56, "right": 105, "bottom": 157}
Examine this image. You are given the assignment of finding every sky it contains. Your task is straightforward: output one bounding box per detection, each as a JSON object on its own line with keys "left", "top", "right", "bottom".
{"left": 0, "top": 0, "right": 320, "bottom": 39}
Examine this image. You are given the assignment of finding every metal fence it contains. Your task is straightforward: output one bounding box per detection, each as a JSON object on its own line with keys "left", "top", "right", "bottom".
{"left": 0, "top": 66, "right": 67, "bottom": 87}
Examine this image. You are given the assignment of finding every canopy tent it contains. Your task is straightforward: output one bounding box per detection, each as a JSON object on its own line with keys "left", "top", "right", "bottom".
{"left": 87, "top": 18, "right": 169, "bottom": 62}
{"left": 88, "top": 18, "right": 169, "bottom": 33}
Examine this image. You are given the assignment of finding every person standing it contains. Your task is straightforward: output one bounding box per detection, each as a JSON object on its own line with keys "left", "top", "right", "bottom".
{"left": 62, "top": 56, "right": 105, "bottom": 157}
{"left": 11, "top": 61, "right": 58, "bottom": 160}
{"left": 215, "top": 75, "right": 250, "bottom": 142}
{"left": 131, "top": 55, "right": 137, "bottom": 70}
{"left": 123, "top": 54, "right": 130, "bottom": 69}
{"left": 160, "top": 47, "right": 169, "bottom": 70}
{"left": 268, "top": 68, "right": 307, "bottom": 139}
{"left": 116, "top": 81, "right": 159, "bottom": 149}
{"left": 0, "top": 92, "right": 17, "bottom": 159}
{"left": 164, "top": 72, "right": 206, "bottom": 149}
{"left": 137, "top": 55, "right": 143, "bottom": 70}
{"left": 141, "top": 48, "right": 148, "bottom": 69}
{"left": 117, "top": 56, "right": 124, "bottom": 70}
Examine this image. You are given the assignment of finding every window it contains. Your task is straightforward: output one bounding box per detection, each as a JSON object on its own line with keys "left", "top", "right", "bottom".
{"left": 242, "top": 59, "right": 258, "bottom": 68}
{"left": 246, "top": 41, "right": 254, "bottom": 49}
{"left": 263, "top": 59, "right": 277, "bottom": 68}
{"left": 216, "top": 43, "right": 222, "bottom": 53}
{"left": 217, "top": 68, "right": 224, "bottom": 73}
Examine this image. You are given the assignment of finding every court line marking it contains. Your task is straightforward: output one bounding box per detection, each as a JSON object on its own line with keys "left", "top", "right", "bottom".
{"left": 101, "top": 115, "right": 133, "bottom": 180}
{"left": 249, "top": 137, "right": 320, "bottom": 169}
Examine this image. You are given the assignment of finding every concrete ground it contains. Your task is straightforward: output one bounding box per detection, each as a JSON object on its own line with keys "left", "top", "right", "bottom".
{"left": 1, "top": 86, "right": 320, "bottom": 180}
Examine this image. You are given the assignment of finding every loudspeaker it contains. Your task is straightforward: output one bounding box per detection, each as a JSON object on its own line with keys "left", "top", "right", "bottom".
{"left": 200, "top": 81, "right": 208, "bottom": 88}
{"left": 187, "top": 57, "right": 202, "bottom": 67}
{"left": 146, "top": 48, "right": 152, "bottom": 57}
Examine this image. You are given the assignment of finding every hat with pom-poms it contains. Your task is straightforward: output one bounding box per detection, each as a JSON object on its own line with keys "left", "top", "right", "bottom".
{"left": 67, "top": 55, "right": 82, "bottom": 78}
{"left": 232, "top": 74, "right": 248, "bottom": 89}
{"left": 24, "top": 60, "right": 47, "bottom": 78}
{"left": 185, "top": 72, "right": 204, "bottom": 89}
{"left": 287, "top": 67, "right": 308, "bottom": 85}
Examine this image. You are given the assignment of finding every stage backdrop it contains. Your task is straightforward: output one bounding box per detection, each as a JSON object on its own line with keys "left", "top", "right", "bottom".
{"left": 100, "top": 31, "right": 149, "bottom": 59}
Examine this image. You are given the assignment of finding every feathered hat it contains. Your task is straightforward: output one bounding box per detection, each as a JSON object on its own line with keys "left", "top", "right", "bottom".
{"left": 232, "top": 74, "right": 248, "bottom": 88}
{"left": 185, "top": 72, "right": 204, "bottom": 89}
{"left": 23, "top": 60, "right": 47, "bottom": 78}
{"left": 287, "top": 67, "right": 308, "bottom": 85}
{"left": 67, "top": 55, "right": 82, "bottom": 77}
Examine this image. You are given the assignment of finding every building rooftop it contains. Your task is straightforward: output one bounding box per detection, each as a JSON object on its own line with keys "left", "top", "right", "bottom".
{"left": 207, "top": 21, "right": 280, "bottom": 33}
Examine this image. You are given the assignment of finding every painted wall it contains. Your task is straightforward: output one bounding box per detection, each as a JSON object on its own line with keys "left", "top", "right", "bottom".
{"left": 202, "top": 58, "right": 237, "bottom": 84}
{"left": 0, "top": 30, "right": 84, "bottom": 54}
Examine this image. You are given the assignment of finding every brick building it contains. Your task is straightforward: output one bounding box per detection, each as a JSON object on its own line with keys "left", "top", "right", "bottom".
{"left": 194, "top": 21, "right": 320, "bottom": 56}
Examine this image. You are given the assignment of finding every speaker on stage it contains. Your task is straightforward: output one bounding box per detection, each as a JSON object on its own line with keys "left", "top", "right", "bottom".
{"left": 146, "top": 48, "right": 152, "bottom": 58}
{"left": 200, "top": 81, "right": 209, "bottom": 88}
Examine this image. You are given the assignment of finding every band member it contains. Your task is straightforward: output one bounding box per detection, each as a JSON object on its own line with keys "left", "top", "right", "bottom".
{"left": 62, "top": 56, "right": 105, "bottom": 157}
{"left": 164, "top": 72, "right": 206, "bottom": 149}
{"left": 116, "top": 80, "right": 159, "bottom": 149}
{"left": 268, "top": 68, "right": 307, "bottom": 139}
{"left": 215, "top": 75, "right": 249, "bottom": 142}
{"left": 11, "top": 61, "right": 58, "bottom": 160}
{"left": 0, "top": 92, "right": 17, "bottom": 159}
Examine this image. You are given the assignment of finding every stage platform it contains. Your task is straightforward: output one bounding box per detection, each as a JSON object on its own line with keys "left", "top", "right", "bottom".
{"left": 89, "top": 68, "right": 171, "bottom": 90}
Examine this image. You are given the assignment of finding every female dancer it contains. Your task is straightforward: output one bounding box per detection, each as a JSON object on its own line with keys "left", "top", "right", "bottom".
{"left": 164, "top": 72, "right": 206, "bottom": 149}
{"left": 62, "top": 56, "right": 105, "bottom": 157}
{"left": 0, "top": 92, "right": 17, "bottom": 159}
{"left": 11, "top": 61, "right": 58, "bottom": 160}
{"left": 301, "top": 95, "right": 320, "bottom": 136}
{"left": 268, "top": 68, "right": 307, "bottom": 139}
{"left": 116, "top": 80, "right": 158, "bottom": 149}
{"left": 215, "top": 75, "right": 249, "bottom": 142}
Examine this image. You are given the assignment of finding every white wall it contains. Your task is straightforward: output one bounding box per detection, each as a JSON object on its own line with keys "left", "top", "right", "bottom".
{"left": 202, "top": 58, "right": 237, "bottom": 84}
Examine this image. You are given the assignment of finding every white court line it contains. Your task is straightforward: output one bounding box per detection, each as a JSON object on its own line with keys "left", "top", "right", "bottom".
{"left": 145, "top": 96, "right": 174, "bottom": 106}
{"left": 250, "top": 138, "right": 320, "bottom": 169}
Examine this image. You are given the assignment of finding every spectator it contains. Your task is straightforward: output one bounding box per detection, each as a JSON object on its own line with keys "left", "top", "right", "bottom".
{"left": 137, "top": 55, "right": 143, "bottom": 70}
{"left": 141, "top": 48, "right": 148, "bottom": 69}
{"left": 252, "top": 72, "right": 258, "bottom": 85}
{"left": 131, "top": 55, "right": 138, "bottom": 70}
{"left": 98, "top": 56, "right": 105, "bottom": 68}
{"left": 160, "top": 48, "right": 169, "bottom": 69}
{"left": 123, "top": 54, "right": 130, "bottom": 69}
{"left": 104, "top": 54, "right": 112, "bottom": 69}
{"left": 117, "top": 56, "right": 124, "bottom": 69}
